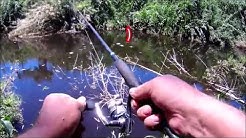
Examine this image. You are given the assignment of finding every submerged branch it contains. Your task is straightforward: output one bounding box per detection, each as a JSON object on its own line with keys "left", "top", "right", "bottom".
{"left": 209, "top": 82, "right": 245, "bottom": 104}
{"left": 161, "top": 49, "right": 196, "bottom": 79}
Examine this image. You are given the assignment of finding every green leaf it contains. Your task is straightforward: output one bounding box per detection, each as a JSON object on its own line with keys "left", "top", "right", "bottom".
{"left": 0, "top": 118, "right": 15, "bottom": 137}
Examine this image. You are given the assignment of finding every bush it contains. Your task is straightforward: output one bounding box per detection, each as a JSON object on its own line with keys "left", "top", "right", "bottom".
{"left": 79, "top": 0, "right": 245, "bottom": 47}
{"left": 1, "top": 0, "right": 245, "bottom": 47}
{"left": 198, "top": 0, "right": 246, "bottom": 46}
{"left": 85, "top": 0, "right": 147, "bottom": 29}
{"left": 133, "top": 0, "right": 192, "bottom": 35}
{"left": 0, "top": 0, "right": 25, "bottom": 31}
{"left": 132, "top": 0, "right": 246, "bottom": 46}
{"left": 0, "top": 0, "right": 79, "bottom": 34}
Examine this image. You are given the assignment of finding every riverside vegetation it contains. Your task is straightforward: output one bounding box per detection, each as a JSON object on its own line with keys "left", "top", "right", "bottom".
{"left": 1, "top": 0, "right": 244, "bottom": 96}
{"left": 0, "top": 73, "right": 23, "bottom": 138}
{"left": 1, "top": 0, "right": 245, "bottom": 46}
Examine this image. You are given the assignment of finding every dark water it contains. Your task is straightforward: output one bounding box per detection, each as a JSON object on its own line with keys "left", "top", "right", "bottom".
{"left": 0, "top": 31, "right": 244, "bottom": 137}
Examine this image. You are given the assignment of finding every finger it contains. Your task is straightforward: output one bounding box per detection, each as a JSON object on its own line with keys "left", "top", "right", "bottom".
{"left": 131, "top": 99, "right": 139, "bottom": 111}
{"left": 144, "top": 114, "right": 161, "bottom": 129}
{"left": 77, "top": 96, "right": 86, "bottom": 111}
{"left": 136, "top": 105, "right": 152, "bottom": 120}
{"left": 129, "top": 81, "right": 152, "bottom": 101}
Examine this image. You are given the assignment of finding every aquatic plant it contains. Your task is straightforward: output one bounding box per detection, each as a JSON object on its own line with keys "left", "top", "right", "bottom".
{"left": 0, "top": 73, "right": 23, "bottom": 138}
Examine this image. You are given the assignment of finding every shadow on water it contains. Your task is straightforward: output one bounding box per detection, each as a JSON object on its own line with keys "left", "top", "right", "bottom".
{"left": 0, "top": 31, "right": 244, "bottom": 137}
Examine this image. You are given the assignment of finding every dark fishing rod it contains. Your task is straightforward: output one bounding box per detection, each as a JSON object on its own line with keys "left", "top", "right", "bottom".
{"left": 81, "top": 13, "right": 178, "bottom": 138}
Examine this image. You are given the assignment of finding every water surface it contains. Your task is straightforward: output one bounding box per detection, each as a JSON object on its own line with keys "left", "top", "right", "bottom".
{"left": 0, "top": 31, "right": 244, "bottom": 137}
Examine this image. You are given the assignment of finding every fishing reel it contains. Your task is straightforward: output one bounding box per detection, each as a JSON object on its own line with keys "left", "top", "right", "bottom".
{"left": 87, "top": 95, "right": 133, "bottom": 135}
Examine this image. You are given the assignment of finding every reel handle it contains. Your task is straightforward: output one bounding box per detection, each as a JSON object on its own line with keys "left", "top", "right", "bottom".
{"left": 85, "top": 99, "right": 95, "bottom": 111}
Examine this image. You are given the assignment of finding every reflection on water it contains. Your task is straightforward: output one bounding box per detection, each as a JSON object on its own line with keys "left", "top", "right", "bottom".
{"left": 0, "top": 32, "right": 244, "bottom": 137}
{"left": 17, "top": 58, "right": 53, "bottom": 82}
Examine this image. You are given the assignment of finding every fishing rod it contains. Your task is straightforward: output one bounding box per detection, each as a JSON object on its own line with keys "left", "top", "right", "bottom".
{"left": 80, "top": 13, "right": 178, "bottom": 138}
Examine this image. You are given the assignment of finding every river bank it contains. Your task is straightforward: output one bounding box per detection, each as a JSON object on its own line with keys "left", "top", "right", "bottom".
{"left": 1, "top": 1, "right": 245, "bottom": 47}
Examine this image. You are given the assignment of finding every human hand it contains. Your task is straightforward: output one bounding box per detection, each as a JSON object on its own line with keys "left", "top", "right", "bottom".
{"left": 130, "top": 75, "right": 206, "bottom": 136}
{"left": 19, "top": 93, "right": 86, "bottom": 138}
{"left": 130, "top": 75, "right": 246, "bottom": 137}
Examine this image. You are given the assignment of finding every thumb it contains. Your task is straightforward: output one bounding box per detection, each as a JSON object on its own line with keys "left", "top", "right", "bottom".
{"left": 77, "top": 96, "right": 86, "bottom": 111}
{"left": 130, "top": 81, "right": 152, "bottom": 101}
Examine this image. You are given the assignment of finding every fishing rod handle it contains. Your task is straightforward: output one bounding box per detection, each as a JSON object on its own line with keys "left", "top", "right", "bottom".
{"left": 114, "top": 59, "right": 140, "bottom": 88}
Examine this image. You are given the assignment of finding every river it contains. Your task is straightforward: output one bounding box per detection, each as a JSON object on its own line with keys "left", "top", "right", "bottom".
{"left": 0, "top": 31, "right": 244, "bottom": 137}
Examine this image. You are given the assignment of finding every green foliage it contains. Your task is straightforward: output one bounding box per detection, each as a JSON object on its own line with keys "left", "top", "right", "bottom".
{"left": 1, "top": 0, "right": 245, "bottom": 47}
{"left": 0, "top": 0, "right": 46, "bottom": 32}
{"left": 0, "top": 0, "right": 24, "bottom": 28}
{"left": 0, "top": 75, "right": 23, "bottom": 137}
{"left": 0, "top": 119, "right": 15, "bottom": 137}
{"left": 132, "top": 0, "right": 246, "bottom": 45}
{"left": 133, "top": 0, "right": 192, "bottom": 34}
{"left": 198, "top": 0, "right": 246, "bottom": 45}
{"left": 226, "top": 55, "right": 246, "bottom": 77}
{"left": 81, "top": 0, "right": 245, "bottom": 47}
{"left": 76, "top": 0, "right": 96, "bottom": 15}
{"left": 88, "top": 0, "right": 147, "bottom": 28}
